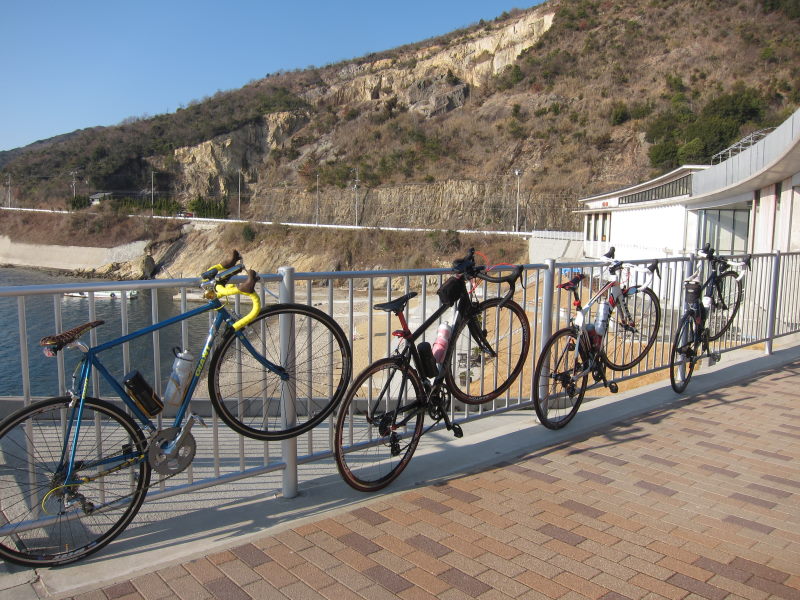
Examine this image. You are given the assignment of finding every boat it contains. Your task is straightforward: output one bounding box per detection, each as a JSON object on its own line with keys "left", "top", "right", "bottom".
{"left": 63, "top": 290, "right": 139, "bottom": 299}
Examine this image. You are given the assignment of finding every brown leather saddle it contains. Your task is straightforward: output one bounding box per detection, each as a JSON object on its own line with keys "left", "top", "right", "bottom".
{"left": 40, "top": 320, "right": 105, "bottom": 355}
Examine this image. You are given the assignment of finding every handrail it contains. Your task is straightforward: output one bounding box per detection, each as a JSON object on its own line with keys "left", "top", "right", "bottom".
{"left": 1, "top": 250, "right": 798, "bottom": 507}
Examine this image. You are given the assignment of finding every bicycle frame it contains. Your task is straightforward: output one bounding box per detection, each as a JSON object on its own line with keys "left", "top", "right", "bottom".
{"left": 365, "top": 285, "right": 497, "bottom": 433}
{"left": 567, "top": 261, "right": 657, "bottom": 376}
{"left": 60, "top": 297, "right": 285, "bottom": 486}
{"left": 567, "top": 279, "right": 620, "bottom": 378}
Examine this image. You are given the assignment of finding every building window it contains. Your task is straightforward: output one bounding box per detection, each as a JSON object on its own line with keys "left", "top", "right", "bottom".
{"left": 586, "top": 212, "right": 610, "bottom": 242}
{"left": 619, "top": 174, "right": 691, "bottom": 205}
{"left": 697, "top": 208, "right": 750, "bottom": 254}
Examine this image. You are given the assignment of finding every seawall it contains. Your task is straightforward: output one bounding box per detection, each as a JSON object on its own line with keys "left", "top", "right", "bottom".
{"left": 0, "top": 235, "right": 149, "bottom": 272}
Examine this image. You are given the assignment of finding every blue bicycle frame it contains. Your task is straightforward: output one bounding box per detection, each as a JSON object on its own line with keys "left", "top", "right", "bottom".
{"left": 60, "top": 297, "right": 285, "bottom": 485}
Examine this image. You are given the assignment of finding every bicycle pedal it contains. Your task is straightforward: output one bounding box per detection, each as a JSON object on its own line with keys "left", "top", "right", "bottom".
{"left": 707, "top": 352, "right": 721, "bottom": 367}
{"left": 451, "top": 423, "right": 463, "bottom": 438}
{"left": 190, "top": 413, "right": 207, "bottom": 428}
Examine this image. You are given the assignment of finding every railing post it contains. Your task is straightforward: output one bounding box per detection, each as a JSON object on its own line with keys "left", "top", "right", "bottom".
{"left": 765, "top": 251, "right": 781, "bottom": 356}
{"left": 17, "top": 297, "right": 30, "bottom": 407}
{"left": 541, "top": 259, "right": 556, "bottom": 353}
{"left": 279, "top": 266, "right": 298, "bottom": 498}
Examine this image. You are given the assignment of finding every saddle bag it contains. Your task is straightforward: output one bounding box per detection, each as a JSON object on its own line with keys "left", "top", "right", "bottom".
{"left": 684, "top": 280, "right": 701, "bottom": 305}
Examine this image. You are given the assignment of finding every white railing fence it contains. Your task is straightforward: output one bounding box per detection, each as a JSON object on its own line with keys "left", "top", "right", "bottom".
{"left": 1, "top": 251, "right": 798, "bottom": 502}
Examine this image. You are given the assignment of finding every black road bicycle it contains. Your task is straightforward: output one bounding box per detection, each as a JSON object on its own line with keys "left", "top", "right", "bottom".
{"left": 669, "top": 244, "right": 750, "bottom": 393}
{"left": 333, "top": 249, "right": 530, "bottom": 492}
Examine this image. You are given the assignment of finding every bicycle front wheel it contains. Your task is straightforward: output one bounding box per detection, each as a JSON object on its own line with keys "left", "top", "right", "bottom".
{"left": 669, "top": 314, "right": 701, "bottom": 393}
{"left": 0, "top": 397, "right": 150, "bottom": 567}
{"left": 334, "top": 358, "right": 425, "bottom": 492}
{"left": 602, "top": 287, "right": 661, "bottom": 371}
{"left": 706, "top": 271, "right": 742, "bottom": 341}
{"left": 533, "top": 328, "right": 588, "bottom": 430}
{"left": 209, "top": 303, "right": 352, "bottom": 441}
{"left": 445, "top": 297, "right": 530, "bottom": 405}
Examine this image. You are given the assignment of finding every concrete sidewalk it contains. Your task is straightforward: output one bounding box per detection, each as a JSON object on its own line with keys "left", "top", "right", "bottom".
{"left": 3, "top": 342, "right": 800, "bottom": 599}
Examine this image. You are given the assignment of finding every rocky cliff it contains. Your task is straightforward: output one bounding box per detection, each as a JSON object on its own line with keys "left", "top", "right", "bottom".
{"left": 162, "top": 8, "right": 556, "bottom": 205}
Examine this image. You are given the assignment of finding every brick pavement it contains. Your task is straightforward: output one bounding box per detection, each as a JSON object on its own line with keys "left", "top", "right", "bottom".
{"left": 61, "top": 359, "right": 800, "bottom": 599}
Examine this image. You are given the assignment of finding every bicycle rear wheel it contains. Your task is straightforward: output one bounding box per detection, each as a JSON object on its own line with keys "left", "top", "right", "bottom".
{"left": 334, "top": 358, "right": 425, "bottom": 492}
{"left": 0, "top": 397, "right": 150, "bottom": 566}
{"left": 669, "top": 314, "right": 701, "bottom": 393}
{"left": 706, "top": 271, "right": 742, "bottom": 341}
{"left": 445, "top": 297, "right": 530, "bottom": 405}
{"left": 602, "top": 287, "right": 661, "bottom": 371}
{"left": 209, "top": 303, "right": 352, "bottom": 441}
{"left": 533, "top": 328, "right": 588, "bottom": 430}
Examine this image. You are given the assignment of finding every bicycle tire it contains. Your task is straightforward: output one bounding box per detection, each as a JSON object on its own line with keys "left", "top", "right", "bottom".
{"left": 0, "top": 397, "right": 150, "bottom": 567}
{"left": 209, "top": 303, "right": 352, "bottom": 441}
{"left": 602, "top": 287, "right": 661, "bottom": 371}
{"left": 445, "top": 297, "right": 530, "bottom": 405}
{"left": 706, "top": 271, "right": 742, "bottom": 341}
{"left": 669, "top": 314, "right": 700, "bottom": 393}
{"left": 334, "top": 358, "right": 425, "bottom": 492}
{"left": 533, "top": 328, "right": 588, "bottom": 430}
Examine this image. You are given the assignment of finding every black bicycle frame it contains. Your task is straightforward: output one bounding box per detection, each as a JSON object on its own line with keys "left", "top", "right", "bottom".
{"left": 368, "top": 287, "right": 487, "bottom": 426}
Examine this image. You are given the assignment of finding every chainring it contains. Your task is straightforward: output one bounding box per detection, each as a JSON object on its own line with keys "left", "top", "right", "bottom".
{"left": 147, "top": 427, "right": 196, "bottom": 475}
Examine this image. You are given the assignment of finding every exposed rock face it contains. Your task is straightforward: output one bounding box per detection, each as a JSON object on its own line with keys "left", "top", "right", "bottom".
{"left": 319, "top": 10, "right": 554, "bottom": 105}
{"left": 167, "top": 8, "right": 555, "bottom": 202}
{"left": 249, "top": 178, "right": 578, "bottom": 232}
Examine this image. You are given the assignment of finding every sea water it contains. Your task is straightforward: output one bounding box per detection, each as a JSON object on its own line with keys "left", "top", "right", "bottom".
{"left": 0, "top": 267, "right": 211, "bottom": 399}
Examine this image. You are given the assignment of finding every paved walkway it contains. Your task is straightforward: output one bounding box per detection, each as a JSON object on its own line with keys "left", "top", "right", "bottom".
{"left": 5, "top": 354, "right": 800, "bottom": 600}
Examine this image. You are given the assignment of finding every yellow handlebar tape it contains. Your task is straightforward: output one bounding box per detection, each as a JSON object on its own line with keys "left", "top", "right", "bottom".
{"left": 214, "top": 284, "right": 261, "bottom": 331}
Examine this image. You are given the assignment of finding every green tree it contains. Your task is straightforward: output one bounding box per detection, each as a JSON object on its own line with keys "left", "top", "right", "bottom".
{"left": 649, "top": 140, "right": 678, "bottom": 170}
{"left": 677, "top": 138, "right": 706, "bottom": 164}
{"left": 189, "top": 196, "right": 228, "bottom": 218}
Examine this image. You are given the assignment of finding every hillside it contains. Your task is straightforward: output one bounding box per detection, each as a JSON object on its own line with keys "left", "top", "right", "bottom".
{"left": 2, "top": 0, "right": 798, "bottom": 233}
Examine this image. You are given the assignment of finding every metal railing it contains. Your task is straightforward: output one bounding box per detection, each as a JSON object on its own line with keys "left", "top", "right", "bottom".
{"left": 1, "top": 250, "right": 798, "bottom": 503}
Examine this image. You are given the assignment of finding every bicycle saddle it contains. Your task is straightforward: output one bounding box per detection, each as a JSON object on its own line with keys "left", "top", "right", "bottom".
{"left": 373, "top": 292, "right": 418, "bottom": 314}
{"left": 40, "top": 320, "right": 105, "bottom": 353}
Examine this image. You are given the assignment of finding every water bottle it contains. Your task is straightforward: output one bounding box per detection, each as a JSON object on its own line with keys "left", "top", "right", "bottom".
{"left": 431, "top": 322, "right": 452, "bottom": 364}
{"left": 702, "top": 295, "right": 712, "bottom": 310}
{"left": 594, "top": 301, "right": 611, "bottom": 337}
{"left": 163, "top": 348, "right": 195, "bottom": 408}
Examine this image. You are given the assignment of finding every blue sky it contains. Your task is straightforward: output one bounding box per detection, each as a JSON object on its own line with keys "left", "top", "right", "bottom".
{"left": 0, "top": 1, "right": 542, "bottom": 152}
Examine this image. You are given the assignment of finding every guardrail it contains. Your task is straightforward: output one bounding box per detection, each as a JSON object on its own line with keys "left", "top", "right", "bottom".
{"left": 1, "top": 251, "right": 798, "bottom": 502}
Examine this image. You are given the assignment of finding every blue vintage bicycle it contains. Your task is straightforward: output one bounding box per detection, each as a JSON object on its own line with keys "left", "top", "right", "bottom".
{"left": 0, "top": 251, "right": 351, "bottom": 566}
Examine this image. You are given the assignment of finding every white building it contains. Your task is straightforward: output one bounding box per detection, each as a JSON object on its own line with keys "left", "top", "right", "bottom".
{"left": 578, "top": 107, "right": 800, "bottom": 260}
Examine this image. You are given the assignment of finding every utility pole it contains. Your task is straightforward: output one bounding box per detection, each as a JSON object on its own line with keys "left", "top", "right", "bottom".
{"left": 352, "top": 167, "right": 360, "bottom": 227}
{"left": 70, "top": 170, "right": 78, "bottom": 198}
{"left": 513, "top": 169, "right": 522, "bottom": 232}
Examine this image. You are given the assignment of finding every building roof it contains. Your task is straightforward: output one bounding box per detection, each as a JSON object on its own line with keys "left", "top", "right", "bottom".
{"left": 578, "top": 166, "right": 707, "bottom": 205}
{"left": 577, "top": 107, "right": 800, "bottom": 212}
